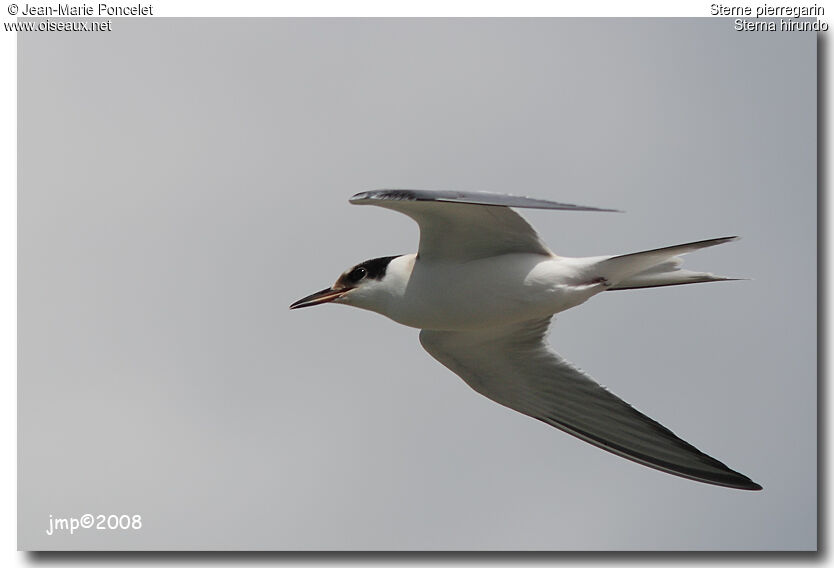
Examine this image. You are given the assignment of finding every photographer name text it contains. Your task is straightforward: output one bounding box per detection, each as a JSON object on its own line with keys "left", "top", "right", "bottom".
{"left": 19, "top": 3, "right": 152, "bottom": 16}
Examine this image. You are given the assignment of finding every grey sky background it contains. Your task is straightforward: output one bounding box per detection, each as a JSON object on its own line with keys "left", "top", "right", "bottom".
{"left": 19, "top": 19, "right": 815, "bottom": 550}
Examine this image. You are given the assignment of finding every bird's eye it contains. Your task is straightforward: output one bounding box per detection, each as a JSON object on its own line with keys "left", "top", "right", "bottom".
{"left": 349, "top": 266, "right": 367, "bottom": 282}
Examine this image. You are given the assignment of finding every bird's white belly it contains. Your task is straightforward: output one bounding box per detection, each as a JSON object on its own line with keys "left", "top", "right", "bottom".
{"left": 384, "top": 254, "right": 602, "bottom": 331}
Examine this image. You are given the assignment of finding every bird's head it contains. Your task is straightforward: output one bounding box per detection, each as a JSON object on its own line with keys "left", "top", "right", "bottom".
{"left": 289, "top": 255, "right": 404, "bottom": 312}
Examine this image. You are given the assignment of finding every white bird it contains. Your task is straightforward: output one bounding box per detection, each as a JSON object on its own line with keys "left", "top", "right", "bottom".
{"left": 290, "top": 189, "right": 761, "bottom": 490}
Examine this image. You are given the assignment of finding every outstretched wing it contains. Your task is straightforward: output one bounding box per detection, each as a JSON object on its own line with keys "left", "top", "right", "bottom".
{"left": 350, "top": 189, "right": 617, "bottom": 262}
{"left": 419, "top": 317, "right": 761, "bottom": 490}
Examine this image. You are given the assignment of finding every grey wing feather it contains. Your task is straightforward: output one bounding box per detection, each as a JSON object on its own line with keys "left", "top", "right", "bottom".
{"left": 350, "top": 189, "right": 620, "bottom": 212}
{"left": 350, "top": 189, "right": 616, "bottom": 261}
{"left": 419, "top": 318, "right": 761, "bottom": 490}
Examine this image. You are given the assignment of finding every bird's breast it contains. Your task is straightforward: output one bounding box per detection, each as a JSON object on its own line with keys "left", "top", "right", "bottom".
{"left": 383, "top": 254, "right": 597, "bottom": 331}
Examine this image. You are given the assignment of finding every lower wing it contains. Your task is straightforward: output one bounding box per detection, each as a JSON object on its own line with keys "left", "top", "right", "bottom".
{"left": 419, "top": 318, "right": 761, "bottom": 490}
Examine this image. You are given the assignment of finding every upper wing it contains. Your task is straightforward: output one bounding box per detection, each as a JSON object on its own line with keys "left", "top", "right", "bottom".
{"left": 419, "top": 318, "right": 761, "bottom": 490}
{"left": 350, "top": 189, "right": 617, "bottom": 262}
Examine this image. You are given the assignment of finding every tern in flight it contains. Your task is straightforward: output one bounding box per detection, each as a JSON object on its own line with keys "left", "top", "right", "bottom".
{"left": 290, "top": 189, "right": 760, "bottom": 490}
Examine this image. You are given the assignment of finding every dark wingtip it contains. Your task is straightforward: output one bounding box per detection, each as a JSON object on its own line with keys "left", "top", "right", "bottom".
{"left": 694, "top": 471, "right": 762, "bottom": 491}
{"left": 734, "top": 479, "right": 763, "bottom": 491}
{"left": 722, "top": 470, "right": 762, "bottom": 491}
{"left": 569, "top": 204, "right": 625, "bottom": 213}
{"left": 349, "top": 191, "right": 372, "bottom": 203}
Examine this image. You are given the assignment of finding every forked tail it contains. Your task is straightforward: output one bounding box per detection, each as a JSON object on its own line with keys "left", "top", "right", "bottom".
{"left": 599, "top": 237, "right": 741, "bottom": 291}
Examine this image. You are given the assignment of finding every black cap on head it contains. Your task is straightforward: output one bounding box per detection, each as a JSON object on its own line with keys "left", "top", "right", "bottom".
{"left": 341, "top": 255, "right": 400, "bottom": 286}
